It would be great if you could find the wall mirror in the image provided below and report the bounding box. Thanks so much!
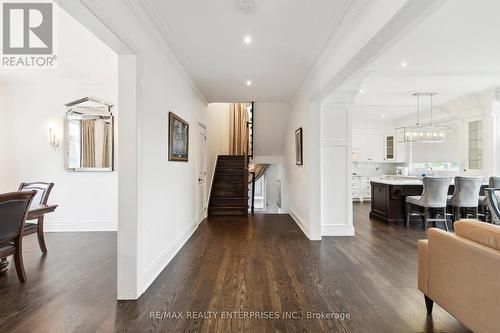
[64,97,114,172]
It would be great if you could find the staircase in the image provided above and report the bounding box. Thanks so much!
[208,155,248,216]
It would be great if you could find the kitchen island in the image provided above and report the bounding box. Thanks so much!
[370,177,425,223]
[369,176,487,223]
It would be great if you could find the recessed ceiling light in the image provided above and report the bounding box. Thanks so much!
[246,80,252,86]
[359,89,364,93]
[381,114,387,118]
[400,62,408,68]
[237,0,255,13]
[244,36,252,44]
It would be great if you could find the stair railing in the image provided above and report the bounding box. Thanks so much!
[247,101,254,159]
[246,102,255,214]
[250,171,256,214]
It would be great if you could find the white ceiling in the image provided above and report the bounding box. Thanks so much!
[353,0,500,121]
[143,0,351,102]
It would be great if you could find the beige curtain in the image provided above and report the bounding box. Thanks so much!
[81,120,96,168]
[229,103,249,155]
[248,164,269,183]
[102,122,110,168]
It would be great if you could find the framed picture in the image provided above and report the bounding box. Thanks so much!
[295,127,303,165]
[168,112,189,162]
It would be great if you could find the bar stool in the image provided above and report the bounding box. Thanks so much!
[448,176,483,222]
[479,177,500,221]
[484,188,500,225]
[406,177,452,230]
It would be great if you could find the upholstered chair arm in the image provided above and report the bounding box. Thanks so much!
[417,239,429,295]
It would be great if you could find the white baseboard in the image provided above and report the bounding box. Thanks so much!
[45,221,118,232]
[139,217,200,297]
[289,207,309,238]
[321,224,355,236]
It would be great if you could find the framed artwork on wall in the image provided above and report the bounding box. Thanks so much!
[295,127,303,165]
[168,112,189,162]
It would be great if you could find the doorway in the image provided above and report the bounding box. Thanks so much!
[248,163,284,214]
[254,174,266,210]
[197,124,207,221]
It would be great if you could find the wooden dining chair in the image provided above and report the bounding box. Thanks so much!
[0,191,36,283]
[18,182,54,253]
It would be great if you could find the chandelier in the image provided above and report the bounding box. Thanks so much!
[397,93,449,143]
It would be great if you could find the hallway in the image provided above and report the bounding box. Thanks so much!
[0,204,468,332]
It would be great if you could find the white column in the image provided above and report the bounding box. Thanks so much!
[117,55,140,299]
[320,93,356,236]
[490,102,500,177]
[307,102,322,240]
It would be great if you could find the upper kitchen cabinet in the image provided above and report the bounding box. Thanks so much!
[353,132,407,163]
[384,134,395,161]
[352,133,384,162]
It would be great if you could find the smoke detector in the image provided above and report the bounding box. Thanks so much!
[237,0,255,13]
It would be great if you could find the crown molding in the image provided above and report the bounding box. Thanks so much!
[55,0,134,55]
[122,0,208,105]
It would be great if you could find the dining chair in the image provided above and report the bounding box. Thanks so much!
[0,191,36,283]
[484,188,500,225]
[406,177,452,230]
[18,182,54,253]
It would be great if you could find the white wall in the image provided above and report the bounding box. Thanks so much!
[0,5,118,232]
[206,103,230,200]
[263,164,282,213]
[253,102,289,157]
[138,52,208,297]
[284,91,318,238]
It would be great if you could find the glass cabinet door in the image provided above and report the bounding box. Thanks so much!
[385,135,394,160]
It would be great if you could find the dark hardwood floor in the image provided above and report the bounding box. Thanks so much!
[0,203,469,332]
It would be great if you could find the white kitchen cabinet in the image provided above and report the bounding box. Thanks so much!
[353,131,409,163]
[396,142,408,163]
[394,130,408,163]
[352,134,383,162]
[352,175,371,201]
[383,134,395,161]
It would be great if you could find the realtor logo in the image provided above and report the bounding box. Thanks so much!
[2,1,56,67]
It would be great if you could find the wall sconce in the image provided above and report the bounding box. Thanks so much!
[49,127,59,149]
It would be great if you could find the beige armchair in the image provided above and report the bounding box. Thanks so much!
[418,220,500,333]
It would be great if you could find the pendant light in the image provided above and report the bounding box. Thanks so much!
[397,93,449,143]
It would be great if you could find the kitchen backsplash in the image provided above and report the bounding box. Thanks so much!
[352,162,402,177]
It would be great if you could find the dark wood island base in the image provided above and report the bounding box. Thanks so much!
[370,181,425,223]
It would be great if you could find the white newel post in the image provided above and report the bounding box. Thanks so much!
[320,93,355,236]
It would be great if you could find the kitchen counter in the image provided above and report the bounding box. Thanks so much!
[369,178,488,224]
[369,176,422,185]
[371,175,489,186]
